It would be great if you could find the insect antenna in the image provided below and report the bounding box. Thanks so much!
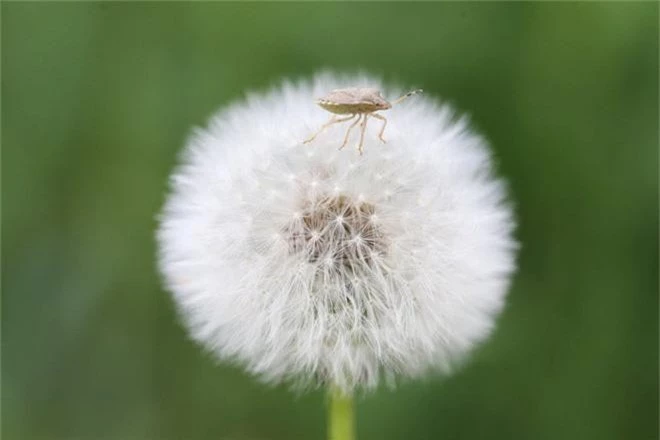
[391,89,423,105]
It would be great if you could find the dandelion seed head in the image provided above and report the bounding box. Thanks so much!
[157,72,517,393]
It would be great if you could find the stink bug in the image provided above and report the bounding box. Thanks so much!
[303,88,423,155]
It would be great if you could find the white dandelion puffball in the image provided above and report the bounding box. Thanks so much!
[157,73,517,393]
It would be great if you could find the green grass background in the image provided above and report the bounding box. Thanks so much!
[3,2,658,440]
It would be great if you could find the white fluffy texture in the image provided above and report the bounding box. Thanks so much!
[157,73,517,394]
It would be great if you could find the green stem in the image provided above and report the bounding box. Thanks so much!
[327,387,355,440]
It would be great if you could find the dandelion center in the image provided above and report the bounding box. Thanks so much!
[285,194,387,271]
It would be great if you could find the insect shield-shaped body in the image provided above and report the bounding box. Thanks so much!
[304,87,422,155]
[318,88,392,114]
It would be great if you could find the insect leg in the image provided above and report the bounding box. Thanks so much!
[357,114,369,155]
[371,113,388,143]
[339,114,361,150]
[303,115,354,144]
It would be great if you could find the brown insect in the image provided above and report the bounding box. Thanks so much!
[303,88,422,154]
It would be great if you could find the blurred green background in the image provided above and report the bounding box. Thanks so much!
[3,2,658,440]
